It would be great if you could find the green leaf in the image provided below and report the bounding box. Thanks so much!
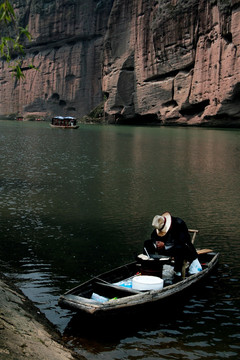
[0,0,15,23]
[0,1,36,81]
[19,26,32,41]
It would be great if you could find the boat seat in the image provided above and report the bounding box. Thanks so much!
[93,281,141,299]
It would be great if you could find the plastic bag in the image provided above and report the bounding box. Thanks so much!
[162,264,175,279]
[189,258,202,274]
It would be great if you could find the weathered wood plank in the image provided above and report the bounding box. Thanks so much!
[197,248,213,254]
[93,281,141,298]
[58,253,219,315]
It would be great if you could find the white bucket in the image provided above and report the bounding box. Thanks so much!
[132,275,163,291]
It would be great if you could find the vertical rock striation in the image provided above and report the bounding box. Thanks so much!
[1,0,240,126]
[0,0,114,119]
[103,0,240,126]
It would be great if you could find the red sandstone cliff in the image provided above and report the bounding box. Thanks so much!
[1,0,240,126]
[0,0,114,120]
[103,0,240,126]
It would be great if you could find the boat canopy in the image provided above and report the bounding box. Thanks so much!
[52,116,76,120]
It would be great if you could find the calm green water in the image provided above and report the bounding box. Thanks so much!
[0,120,240,359]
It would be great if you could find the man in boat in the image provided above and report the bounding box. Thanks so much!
[143,212,202,277]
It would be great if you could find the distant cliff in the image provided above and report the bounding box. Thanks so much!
[1,0,240,126]
[0,0,114,120]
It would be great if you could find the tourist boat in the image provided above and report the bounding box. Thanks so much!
[50,116,79,129]
[58,231,219,317]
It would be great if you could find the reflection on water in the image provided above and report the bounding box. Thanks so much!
[0,120,240,359]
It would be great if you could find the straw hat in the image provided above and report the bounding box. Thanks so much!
[152,212,172,236]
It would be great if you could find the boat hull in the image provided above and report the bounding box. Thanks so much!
[59,252,219,316]
[50,124,79,129]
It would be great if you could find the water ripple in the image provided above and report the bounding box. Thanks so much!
[0,122,240,359]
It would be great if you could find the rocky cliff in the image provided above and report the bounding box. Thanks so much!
[1,0,240,126]
[0,0,114,120]
[103,0,240,126]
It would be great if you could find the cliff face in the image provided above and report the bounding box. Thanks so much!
[103,0,240,126]
[0,0,114,119]
[1,0,240,126]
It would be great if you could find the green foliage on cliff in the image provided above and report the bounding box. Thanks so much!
[0,0,36,79]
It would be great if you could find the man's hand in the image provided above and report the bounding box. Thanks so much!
[156,241,165,250]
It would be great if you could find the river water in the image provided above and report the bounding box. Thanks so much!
[0,120,239,359]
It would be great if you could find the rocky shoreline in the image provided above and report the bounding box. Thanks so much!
[0,273,84,360]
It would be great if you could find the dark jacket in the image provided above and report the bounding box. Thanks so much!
[151,216,192,249]
[144,216,198,272]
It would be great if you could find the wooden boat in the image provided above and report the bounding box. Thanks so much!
[50,116,79,129]
[58,237,219,317]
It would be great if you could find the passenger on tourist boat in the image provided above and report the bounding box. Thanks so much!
[50,116,79,129]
